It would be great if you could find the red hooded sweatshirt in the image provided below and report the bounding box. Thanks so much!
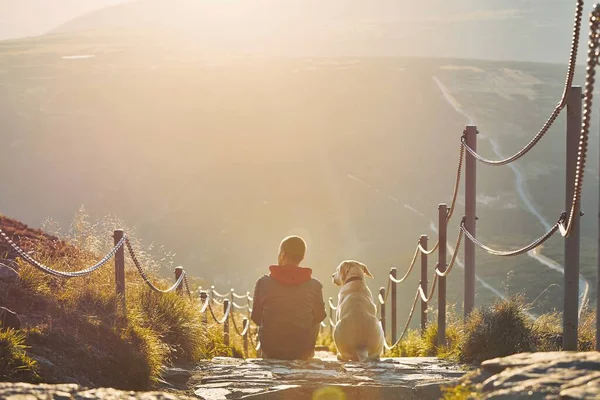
[269,265,313,286]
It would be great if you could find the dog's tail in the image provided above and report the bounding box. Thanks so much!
[356,347,370,363]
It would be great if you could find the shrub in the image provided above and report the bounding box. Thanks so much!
[460,296,534,364]
[0,329,39,382]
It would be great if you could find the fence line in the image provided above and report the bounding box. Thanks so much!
[1,0,599,358]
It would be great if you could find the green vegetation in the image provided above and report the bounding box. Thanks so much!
[0,329,39,382]
[387,296,596,363]
[0,211,254,388]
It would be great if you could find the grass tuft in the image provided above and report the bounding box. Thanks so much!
[0,329,40,382]
[459,296,534,364]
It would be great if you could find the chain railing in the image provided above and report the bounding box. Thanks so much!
[0,227,126,278]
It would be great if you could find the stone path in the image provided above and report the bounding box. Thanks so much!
[191,353,465,400]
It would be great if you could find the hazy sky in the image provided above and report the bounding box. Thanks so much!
[0,0,589,62]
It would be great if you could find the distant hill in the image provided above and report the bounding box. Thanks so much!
[50,0,585,63]
[0,0,127,40]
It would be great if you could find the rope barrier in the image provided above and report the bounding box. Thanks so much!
[212,289,229,298]
[0,228,126,278]
[199,295,210,314]
[207,301,232,325]
[183,275,192,298]
[231,315,250,336]
[389,244,420,283]
[232,302,249,310]
[462,215,562,257]
[126,238,187,293]
[559,4,600,237]
[383,288,420,350]
[418,275,438,304]
[232,292,249,300]
[328,298,337,311]
[461,0,584,167]
[248,328,261,351]
[434,226,464,278]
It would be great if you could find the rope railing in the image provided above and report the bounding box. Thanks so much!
[461,0,583,167]
[383,288,420,351]
[328,298,337,311]
[0,228,126,278]
[559,3,600,238]
[461,214,563,257]
[126,238,187,294]
[232,302,249,310]
[207,301,232,325]
[211,288,230,298]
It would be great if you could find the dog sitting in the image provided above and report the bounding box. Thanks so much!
[331,260,384,362]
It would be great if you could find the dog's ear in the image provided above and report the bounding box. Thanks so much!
[339,262,349,282]
[360,263,374,278]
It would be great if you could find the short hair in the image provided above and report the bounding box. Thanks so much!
[279,235,306,264]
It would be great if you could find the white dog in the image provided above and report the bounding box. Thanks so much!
[331,260,384,362]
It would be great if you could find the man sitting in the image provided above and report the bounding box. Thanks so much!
[251,236,326,360]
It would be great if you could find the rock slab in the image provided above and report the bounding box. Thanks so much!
[456,351,600,399]
[0,306,21,330]
[191,356,464,400]
[0,382,197,400]
[0,263,19,283]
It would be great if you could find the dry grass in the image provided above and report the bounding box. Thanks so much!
[0,209,237,388]
[390,296,596,364]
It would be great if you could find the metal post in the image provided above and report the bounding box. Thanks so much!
[174,267,183,296]
[113,230,125,308]
[464,125,477,319]
[390,267,397,344]
[438,204,447,347]
[223,299,230,347]
[200,291,208,328]
[379,287,386,339]
[420,235,428,335]
[564,85,582,351]
[243,318,249,358]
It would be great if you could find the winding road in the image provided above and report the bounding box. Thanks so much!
[433,76,590,314]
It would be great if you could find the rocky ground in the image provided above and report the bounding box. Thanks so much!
[1,354,464,399]
[188,353,464,400]
[457,351,600,399]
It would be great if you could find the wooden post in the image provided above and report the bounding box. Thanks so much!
[390,267,397,344]
[464,125,477,319]
[420,234,428,335]
[200,291,208,328]
[174,267,183,296]
[243,318,249,358]
[438,204,448,347]
[564,85,582,351]
[210,285,215,305]
[223,299,230,347]
[379,287,386,339]
[113,230,126,308]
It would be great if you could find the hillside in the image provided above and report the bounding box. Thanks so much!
[0,0,598,323]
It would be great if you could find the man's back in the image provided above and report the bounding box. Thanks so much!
[251,267,326,360]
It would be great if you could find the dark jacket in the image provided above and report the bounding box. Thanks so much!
[251,265,327,360]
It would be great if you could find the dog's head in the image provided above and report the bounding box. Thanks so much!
[332,260,374,286]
